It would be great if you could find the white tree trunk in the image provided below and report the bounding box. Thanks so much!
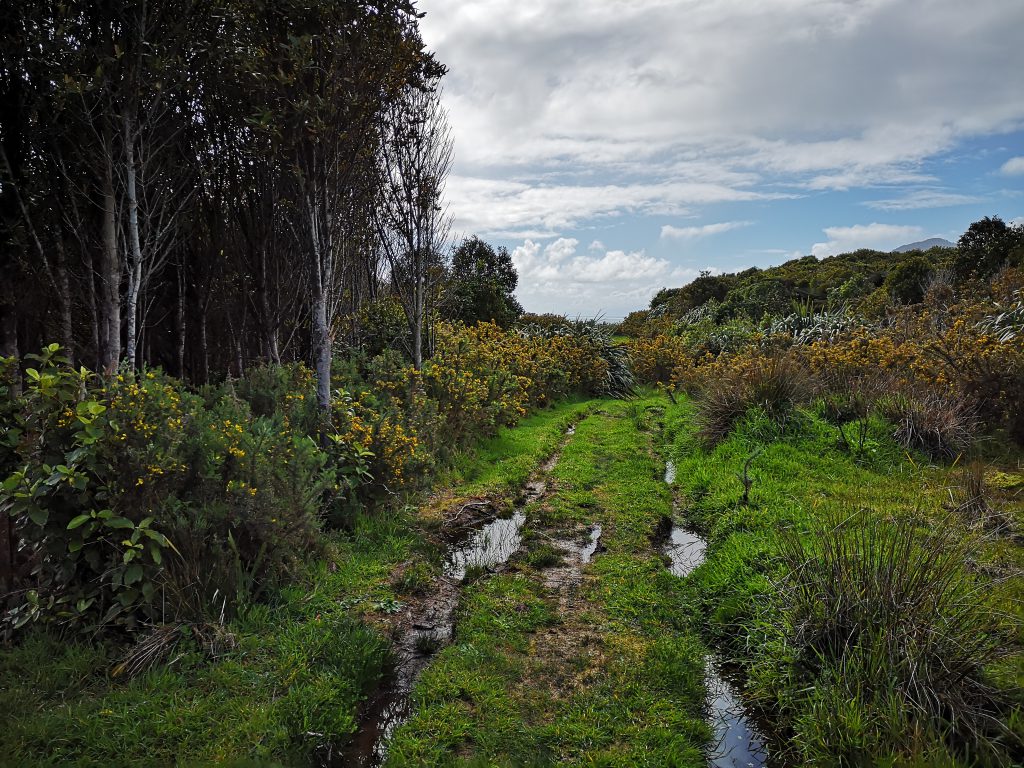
[123,112,144,367]
[100,143,120,374]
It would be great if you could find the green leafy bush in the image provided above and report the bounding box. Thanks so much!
[1,347,327,634]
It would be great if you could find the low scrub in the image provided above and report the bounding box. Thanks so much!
[694,354,810,444]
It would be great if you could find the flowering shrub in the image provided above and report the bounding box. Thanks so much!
[626,335,688,385]
[1,348,327,633]
[1,320,636,635]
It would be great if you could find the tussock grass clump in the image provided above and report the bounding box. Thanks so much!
[952,460,1012,534]
[775,510,1016,762]
[695,354,810,444]
[883,391,978,459]
[524,543,566,569]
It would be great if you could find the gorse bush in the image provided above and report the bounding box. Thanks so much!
[626,334,687,386]
[518,317,635,399]
[2,322,627,635]
[624,245,1024,446]
[774,510,1016,763]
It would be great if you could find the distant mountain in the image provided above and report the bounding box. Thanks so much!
[891,237,955,253]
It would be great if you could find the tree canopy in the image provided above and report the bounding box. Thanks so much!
[443,236,524,328]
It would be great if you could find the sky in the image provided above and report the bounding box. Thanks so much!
[418,0,1024,319]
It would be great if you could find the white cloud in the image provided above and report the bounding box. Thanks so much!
[864,189,984,210]
[446,175,781,238]
[423,0,1024,192]
[811,223,925,258]
[416,0,1024,312]
[661,221,752,240]
[510,238,711,316]
[1001,157,1024,176]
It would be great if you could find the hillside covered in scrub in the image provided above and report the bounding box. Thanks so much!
[623,215,1024,334]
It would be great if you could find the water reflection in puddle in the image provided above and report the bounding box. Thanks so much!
[443,511,526,580]
[661,525,706,577]
[707,656,771,768]
[580,525,602,563]
[661,461,772,768]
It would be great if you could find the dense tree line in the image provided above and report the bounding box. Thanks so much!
[0,0,511,412]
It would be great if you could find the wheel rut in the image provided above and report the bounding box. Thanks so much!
[337,418,586,768]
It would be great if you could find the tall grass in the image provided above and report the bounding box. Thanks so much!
[695,355,809,444]
[774,509,1017,762]
[882,391,978,460]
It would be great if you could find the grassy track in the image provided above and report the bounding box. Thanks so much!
[388,396,711,767]
[3,391,1021,766]
[662,395,1024,766]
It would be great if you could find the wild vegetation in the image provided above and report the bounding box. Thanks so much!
[2,2,1024,765]
[626,217,1024,765]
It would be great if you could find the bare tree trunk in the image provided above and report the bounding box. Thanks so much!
[312,290,331,415]
[54,238,74,364]
[413,266,424,369]
[175,263,186,377]
[256,245,280,365]
[196,301,209,384]
[87,252,100,370]
[123,112,143,367]
[99,144,121,374]
[307,200,333,422]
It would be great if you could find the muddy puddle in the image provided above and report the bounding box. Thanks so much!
[661,460,775,768]
[338,426,580,767]
[443,510,526,581]
[339,512,527,767]
[580,524,602,563]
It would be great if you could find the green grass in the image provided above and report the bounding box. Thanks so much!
[663,395,1024,766]
[440,398,598,498]
[6,391,1019,766]
[0,508,420,767]
[388,396,711,767]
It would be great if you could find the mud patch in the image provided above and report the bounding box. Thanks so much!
[526,524,606,704]
[340,416,585,766]
[444,511,526,581]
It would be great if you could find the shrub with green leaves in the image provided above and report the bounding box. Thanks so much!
[1,346,174,632]
[1,346,328,635]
